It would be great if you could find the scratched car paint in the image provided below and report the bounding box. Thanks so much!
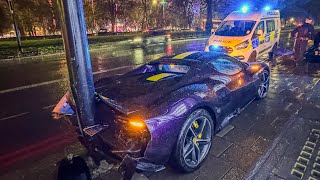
[53,51,270,173]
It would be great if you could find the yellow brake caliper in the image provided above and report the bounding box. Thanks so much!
[192,121,201,145]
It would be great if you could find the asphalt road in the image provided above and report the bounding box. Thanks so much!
[0,38,207,167]
[0,33,295,171]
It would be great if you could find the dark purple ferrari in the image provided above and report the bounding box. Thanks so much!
[53,51,270,174]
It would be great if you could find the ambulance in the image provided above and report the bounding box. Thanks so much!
[205,7,281,62]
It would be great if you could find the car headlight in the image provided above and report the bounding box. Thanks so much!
[235,40,249,50]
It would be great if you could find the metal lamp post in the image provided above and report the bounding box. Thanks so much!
[160,0,167,19]
[57,0,96,130]
[6,0,22,53]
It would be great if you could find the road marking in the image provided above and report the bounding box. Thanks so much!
[0,79,64,94]
[0,112,30,121]
[0,130,77,170]
[0,66,133,94]
[92,65,132,75]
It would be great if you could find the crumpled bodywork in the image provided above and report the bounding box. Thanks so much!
[53,51,269,171]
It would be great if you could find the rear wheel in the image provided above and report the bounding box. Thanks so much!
[248,51,257,62]
[171,109,213,172]
[256,70,270,99]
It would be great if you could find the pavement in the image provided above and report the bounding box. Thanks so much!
[1,33,320,180]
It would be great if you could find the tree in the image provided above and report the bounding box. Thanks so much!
[126,1,144,31]
[83,0,97,33]
[0,1,12,36]
[304,0,320,25]
[205,0,212,32]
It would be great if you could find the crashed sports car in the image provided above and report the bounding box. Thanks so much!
[53,51,270,173]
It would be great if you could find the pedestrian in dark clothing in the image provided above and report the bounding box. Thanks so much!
[291,17,314,63]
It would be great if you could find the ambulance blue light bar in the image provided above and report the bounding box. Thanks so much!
[241,5,249,13]
[264,6,271,11]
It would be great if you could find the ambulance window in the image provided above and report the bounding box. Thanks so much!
[254,21,265,34]
[266,20,275,33]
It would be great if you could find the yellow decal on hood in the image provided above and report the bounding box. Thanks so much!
[173,51,199,59]
[147,73,176,82]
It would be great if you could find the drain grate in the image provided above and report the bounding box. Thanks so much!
[291,129,320,179]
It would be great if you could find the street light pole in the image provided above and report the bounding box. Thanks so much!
[57,0,96,131]
[160,0,167,27]
[6,0,22,53]
[160,0,167,19]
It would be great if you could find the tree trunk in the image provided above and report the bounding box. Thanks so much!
[205,0,213,33]
[142,0,148,31]
[111,18,116,32]
[17,23,26,37]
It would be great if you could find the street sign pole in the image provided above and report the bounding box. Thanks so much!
[6,0,22,53]
[160,0,167,27]
[205,0,213,34]
[57,0,96,132]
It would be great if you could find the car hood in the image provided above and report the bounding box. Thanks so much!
[209,35,249,46]
[95,73,185,113]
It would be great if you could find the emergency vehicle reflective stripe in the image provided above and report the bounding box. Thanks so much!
[270,31,275,41]
[172,51,199,60]
[147,73,176,82]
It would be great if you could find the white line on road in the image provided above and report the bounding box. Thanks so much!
[0,66,133,94]
[92,65,132,75]
[0,112,30,121]
[0,79,64,94]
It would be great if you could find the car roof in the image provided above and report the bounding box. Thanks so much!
[164,51,225,63]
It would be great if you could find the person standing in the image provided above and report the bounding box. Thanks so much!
[291,17,314,64]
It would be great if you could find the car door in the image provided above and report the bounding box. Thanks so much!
[208,56,249,115]
[251,20,266,56]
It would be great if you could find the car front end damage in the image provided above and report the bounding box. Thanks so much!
[52,92,168,173]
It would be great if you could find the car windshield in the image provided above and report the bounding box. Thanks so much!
[157,64,190,74]
[215,20,256,36]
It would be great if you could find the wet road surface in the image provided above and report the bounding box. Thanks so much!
[0,32,318,177]
[0,38,206,169]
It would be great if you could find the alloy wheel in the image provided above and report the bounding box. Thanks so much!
[182,113,212,167]
[258,70,270,98]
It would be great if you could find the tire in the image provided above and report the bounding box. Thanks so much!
[248,51,257,62]
[171,109,214,172]
[256,70,270,99]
